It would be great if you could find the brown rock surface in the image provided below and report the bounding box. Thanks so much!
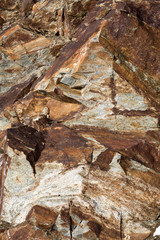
[0,0,160,239]
[99,2,160,109]
[26,205,58,229]
[0,223,51,240]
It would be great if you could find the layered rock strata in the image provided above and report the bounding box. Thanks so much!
[0,0,160,239]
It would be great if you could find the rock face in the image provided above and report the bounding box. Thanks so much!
[0,0,160,239]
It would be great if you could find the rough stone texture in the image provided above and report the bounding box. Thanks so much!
[0,0,160,239]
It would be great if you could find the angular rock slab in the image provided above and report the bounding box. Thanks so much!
[99,4,160,109]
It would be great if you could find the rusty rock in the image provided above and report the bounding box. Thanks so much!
[0,0,160,239]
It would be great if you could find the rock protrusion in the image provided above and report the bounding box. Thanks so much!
[7,125,45,174]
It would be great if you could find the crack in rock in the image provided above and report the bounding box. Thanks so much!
[7,125,45,175]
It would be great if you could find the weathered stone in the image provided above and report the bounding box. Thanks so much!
[0,0,19,10]
[0,0,160,239]
[99,4,160,109]
[38,123,92,168]
[0,24,55,94]
[0,154,10,216]
[7,125,45,174]
[72,125,145,150]
[21,0,34,18]
[26,205,57,229]
[121,130,160,173]
[91,149,115,172]
[0,223,51,240]
[0,74,37,111]
[46,99,84,122]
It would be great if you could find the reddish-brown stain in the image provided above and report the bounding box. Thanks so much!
[7,125,45,175]
[26,205,57,229]
[92,149,115,171]
[87,221,102,237]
